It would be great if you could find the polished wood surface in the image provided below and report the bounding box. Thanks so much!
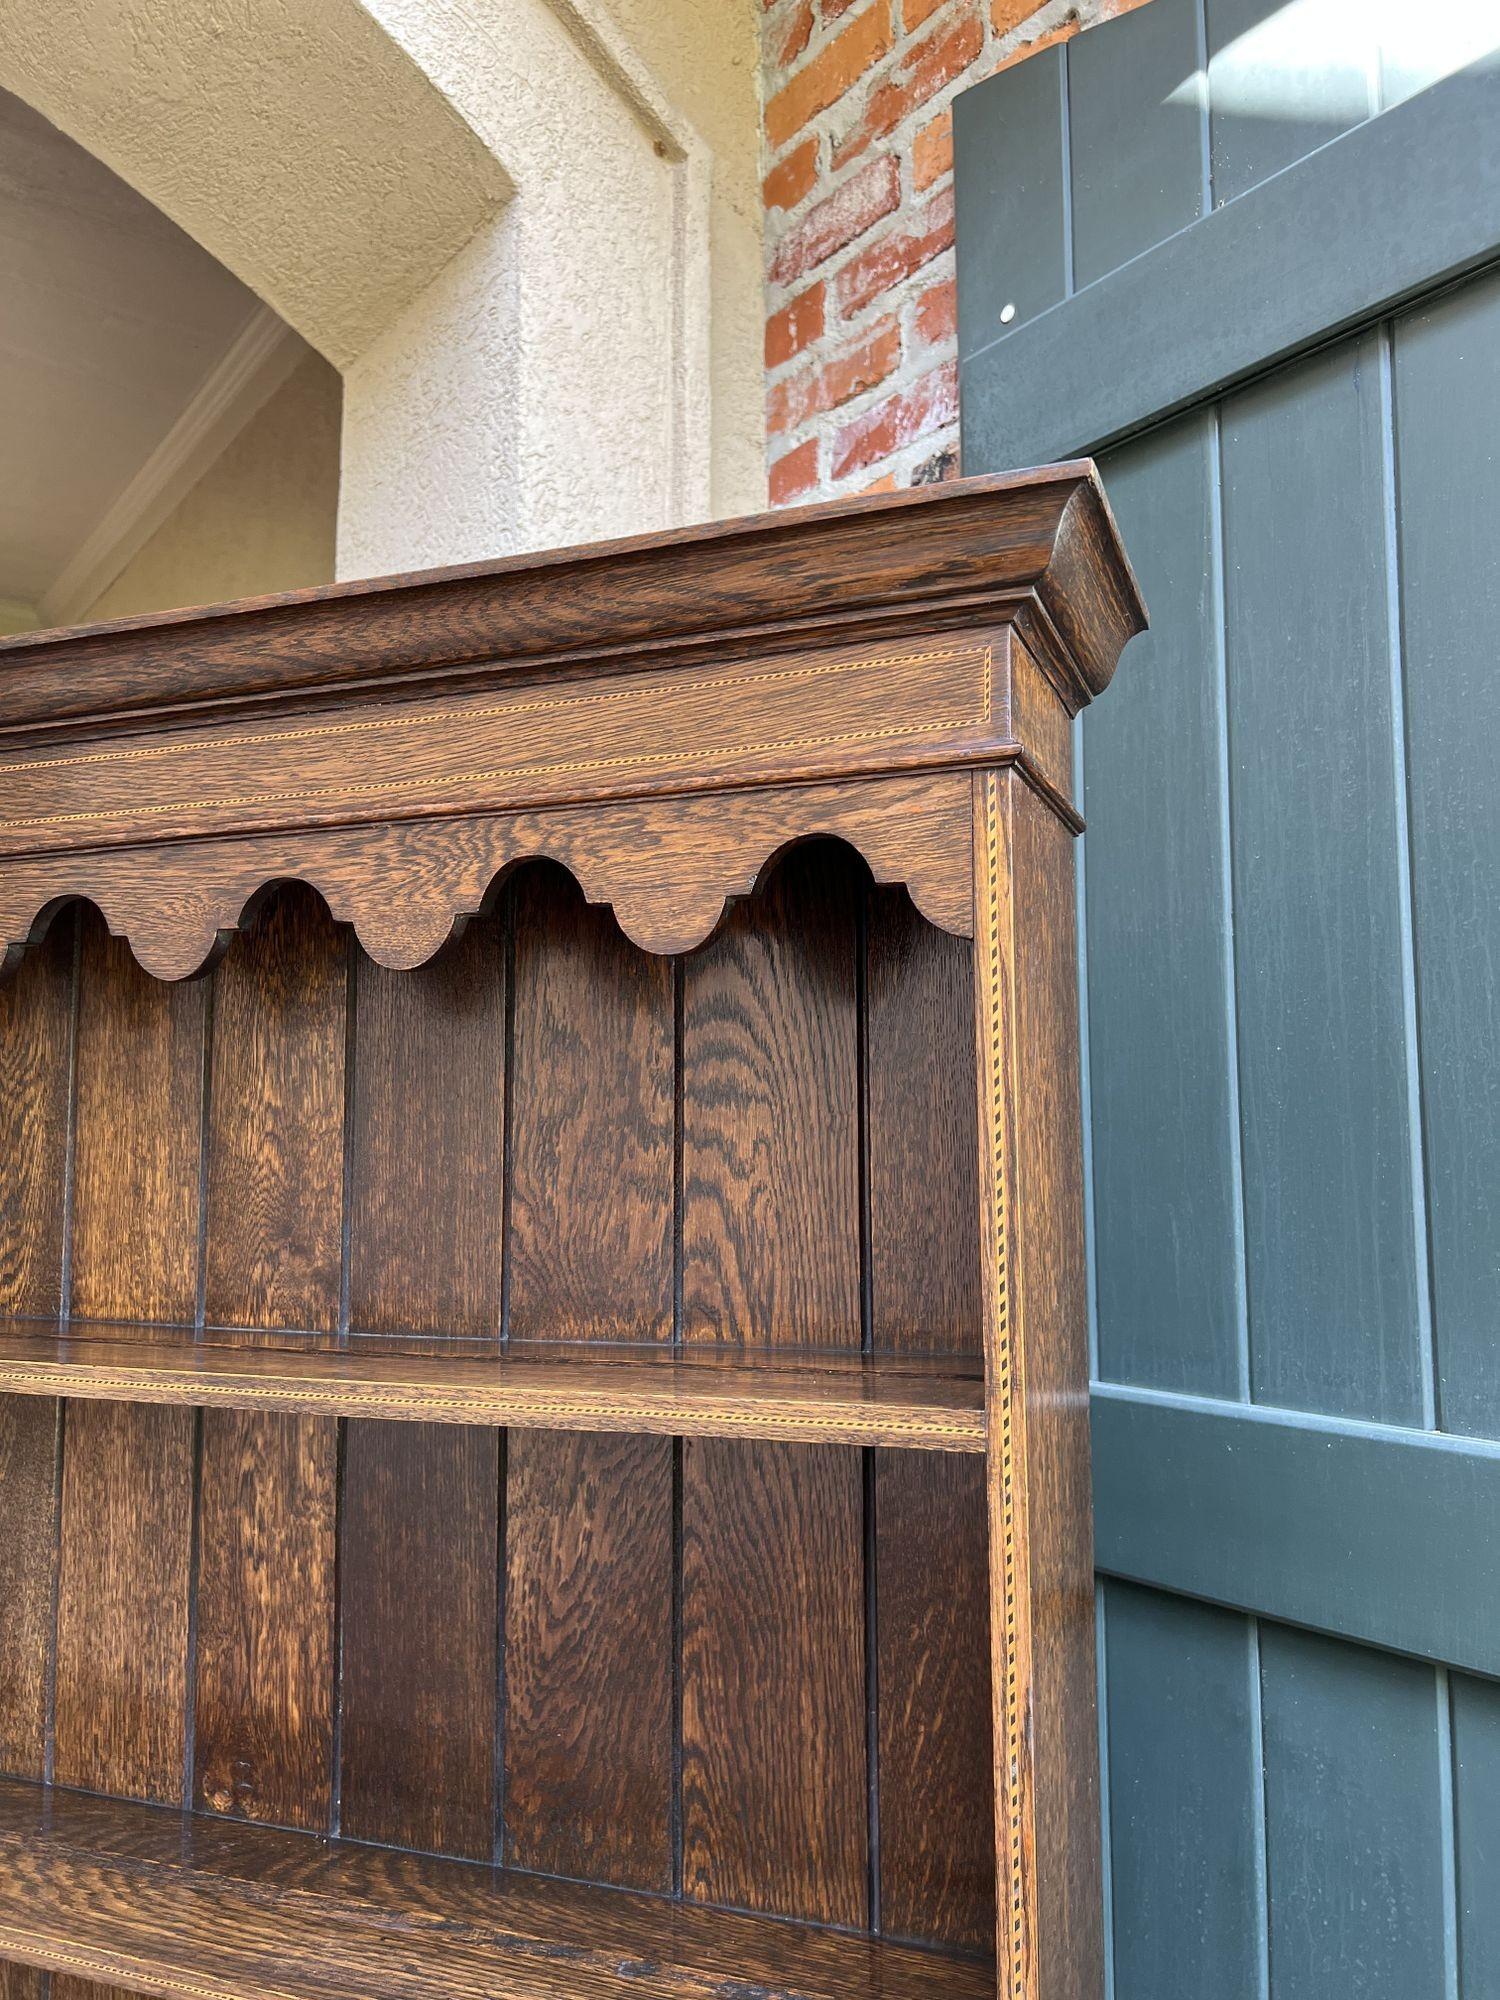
[0,476,1143,2000]
[0,1323,986,1449]
[0,1778,994,2000]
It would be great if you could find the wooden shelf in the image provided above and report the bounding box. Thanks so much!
[0,1779,994,2000]
[0,1319,985,1452]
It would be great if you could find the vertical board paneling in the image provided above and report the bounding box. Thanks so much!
[342,923,504,1858]
[1221,337,1424,1423]
[1391,270,1500,1438]
[508,864,673,1343]
[70,913,204,1328]
[682,844,859,1347]
[53,1400,194,1806]
[195,886,343,1833]
[0,1401,58,1782]
[0,919,72,1319]
[680,846,866,1926]
[1452,1673,1500,1989]
[505,1430,673,1888]
[1103,1582,1263,2000]
[0,922,71,1789]
[339,1420,498,1858]
[347,921,504,1341]
[954,46,1067,359]
[0,1965,46,1999]
[681,1437,866,1925]
[874,1450,992,1949]
[1087,419,1243,1394]
[203,884,346,1337]
[866,888,981,1355]
[1067,0,1205,289]
[865,889,992,1949]
[57,912,200,1809]
[505,866,675,1889]
[1260,1628,1447,1998]
[1205,0,1374,203]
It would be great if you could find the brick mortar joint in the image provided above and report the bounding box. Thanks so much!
[761,0,1149,502]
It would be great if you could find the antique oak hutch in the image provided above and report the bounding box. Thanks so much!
[0,468,1142,2000]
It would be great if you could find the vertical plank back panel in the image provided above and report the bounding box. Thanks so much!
[505,1430,673,1888]
[342,921,504,1858]
[681,1436,866,1925]
[681,844,859,1348]
[195,886,344,1832]
[70,913,203,1328]
[53,1399,193,1806]
[508,864,673,1344]
[0,919,72,1320]
[505,866,674,1890]
[866,889,992,1949]
[56,910,201,1811]
[0,922,72,1789]
[680,845,867,1927]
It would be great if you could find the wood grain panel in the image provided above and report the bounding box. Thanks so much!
[0,1961,47,1999]
[348,920,504,1340]
[204,884,346,1336]
[0,921,70,1794]
[53,1400,193,1806]
[681,1438,866,1924]
[70,910,204,1326]
[875,1450,994,1949]
[339,1421,498,1858]
[341,923,504,1857]
[504,1430,673,1889]
[867,885,981,1354]
[0,1400,58,1782]
[508,864,673,1343]
[195,885,343,1833]
[194,1409,335,1831]
[0,918,72,1319]
[681,843,860,1348]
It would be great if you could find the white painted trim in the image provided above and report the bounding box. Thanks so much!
[38,305,303,627]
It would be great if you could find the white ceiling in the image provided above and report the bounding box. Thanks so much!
[0,88,288,621]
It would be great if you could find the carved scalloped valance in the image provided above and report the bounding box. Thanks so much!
[0,468,1145,978]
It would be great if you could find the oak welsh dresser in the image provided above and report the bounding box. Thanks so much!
[0,468,1143,2000]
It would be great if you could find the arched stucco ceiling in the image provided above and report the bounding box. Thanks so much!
[0,0,511,369]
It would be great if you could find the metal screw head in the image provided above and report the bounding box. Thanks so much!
[1000,302,1017,325]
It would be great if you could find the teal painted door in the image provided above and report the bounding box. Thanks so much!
[955,15,1500,1995]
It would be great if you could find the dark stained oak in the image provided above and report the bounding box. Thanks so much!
[508,864,673,1345]
[0,917,72,1320]
[0,1325,985,1448]
[681,842,861,1348]
[505,1430,674,1888]
[193,1408,336,1832]
[0,477,1144,2000]
[0,1400,58,1783]
[52,1400,194,1808]
[339,1420,499,1860]
[681,1438,867,1926]
[0,1777,994,2000]
[195,884,344,1835]
[876,1450,995,1950]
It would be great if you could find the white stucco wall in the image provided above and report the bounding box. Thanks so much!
[1,0,763,585]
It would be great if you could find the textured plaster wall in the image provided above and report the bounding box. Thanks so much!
[1,0,764,579]
[81,353,342,623]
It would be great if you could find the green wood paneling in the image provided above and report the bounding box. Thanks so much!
[1260,1630,1448,1999]
[1391,270,1500,1439]
[1205,0,1374,202]
[1084,421,1243,1395]
[1103,1583,1264,1998]
[1220,337,1425,1423]
[1453,1674,1500,1988]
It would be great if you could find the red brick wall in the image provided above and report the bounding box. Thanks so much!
[761,0,1149,504]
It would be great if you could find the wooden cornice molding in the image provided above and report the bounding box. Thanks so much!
[0,473,1145,979]
[0,467,1145,740]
